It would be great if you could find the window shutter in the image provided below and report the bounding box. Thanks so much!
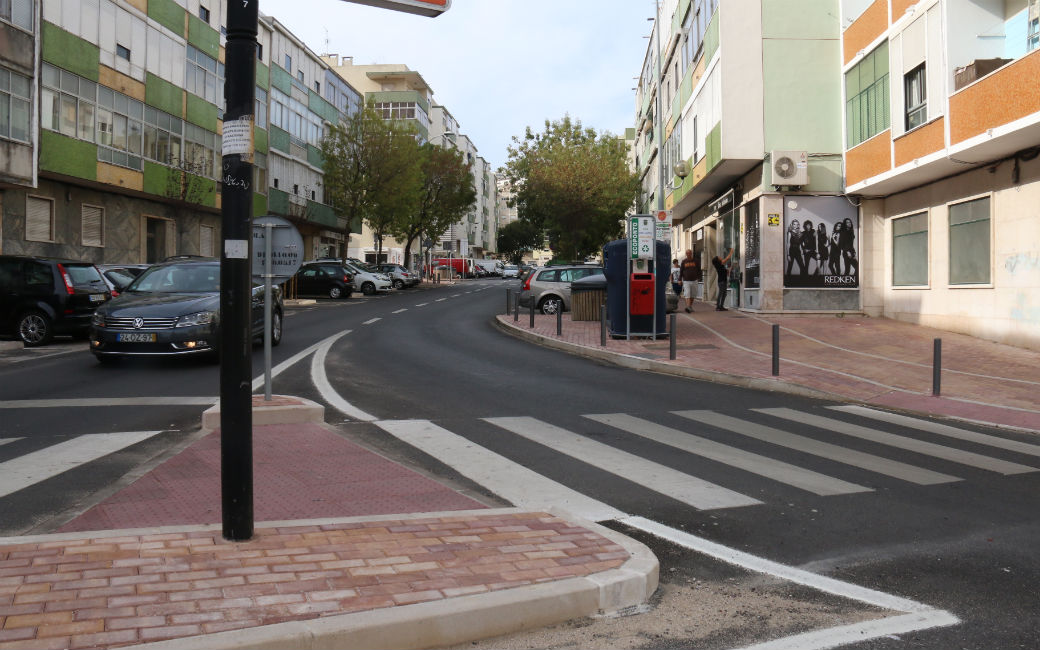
[165,219,177,258]
[82,205,104,247]
[200,225,214,257]
[26,197,54,242]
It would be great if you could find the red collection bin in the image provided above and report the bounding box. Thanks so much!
[630,273,655,315]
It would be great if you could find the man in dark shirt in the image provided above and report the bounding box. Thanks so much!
[679,249,700,313]
[712,248,734,311]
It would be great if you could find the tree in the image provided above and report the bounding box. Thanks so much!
[388,144,477,269]
[320,105,423,260]
[496,219,542,264]
[503,115,638,261]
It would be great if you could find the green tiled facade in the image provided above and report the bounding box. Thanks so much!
[145,73,184,117]
[187,15,219,60]
[147,0,186,37]
[269,126,290,154]
[41,22,99,82]
[270,65,292,95]
[39,132,97,180]
[256,62,270,91]
[185,94,219,131]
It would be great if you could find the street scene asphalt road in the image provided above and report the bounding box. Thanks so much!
[2,279,1039,648]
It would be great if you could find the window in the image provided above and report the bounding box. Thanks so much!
[182,122,217,178]
[81,205,104,247]
[257,43,263,61]
[948,197,990,285]
[185,45,225,106]
[285,54,291,70]
[1028,16,1038,52]
[904,63,926,131]
[0,66,32,143]
[0,0,32,31]
[116,44,131,61]
[892,212,928,286]
[845,41,890,148]
[199,6,210,23]
[200,225,215,257]
[691,115,698,162]
[254,87,267,129]
[26,197,55,243]
[296,70,304,84]
[314,81,320,94]
[253,151,267,193]
[96,84,145,171]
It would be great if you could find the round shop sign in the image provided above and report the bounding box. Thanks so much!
[251,215,304,282]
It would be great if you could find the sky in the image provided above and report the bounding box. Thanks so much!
[257,0,655,171]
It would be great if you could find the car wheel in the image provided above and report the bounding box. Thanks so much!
[329,286,342,299]
[539,296,563,315]
[392,279,404,290]
[17,311,52,347]
[271,310,283,347]
[362,282,375,296]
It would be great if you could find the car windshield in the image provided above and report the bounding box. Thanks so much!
[104,269,136,288]
[129,264,220,293]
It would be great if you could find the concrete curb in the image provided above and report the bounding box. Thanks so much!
[30,508,655,650]
[0,340,22,351]
[493,316,842,402]
[200,394,325,429]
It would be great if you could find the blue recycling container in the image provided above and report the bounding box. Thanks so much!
[603,239,670,338]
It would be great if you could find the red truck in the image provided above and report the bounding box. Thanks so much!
[429,257,473,278]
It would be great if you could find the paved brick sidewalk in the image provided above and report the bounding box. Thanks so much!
[497,306,1040,431]
[0,512,627,649]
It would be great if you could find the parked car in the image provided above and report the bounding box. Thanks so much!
[341,261,392,295]
[518,264,604,314]
[89,258,282,362]
[373,264,419,289]
[0,255,111,346]
[501,264,520,279]
[292,262,353,299]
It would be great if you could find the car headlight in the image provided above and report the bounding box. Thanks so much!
[92,312,105,326]
[176,311,217,328]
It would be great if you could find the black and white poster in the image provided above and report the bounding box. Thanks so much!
[783,196,858,289]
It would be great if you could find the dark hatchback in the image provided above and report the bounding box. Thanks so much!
[89,259,282,362]
[0,255,111,346]
[292,262,353,299]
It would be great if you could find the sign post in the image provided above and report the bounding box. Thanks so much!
[251,216,304,401]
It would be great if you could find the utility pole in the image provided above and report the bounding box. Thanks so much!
[219,0,259,542]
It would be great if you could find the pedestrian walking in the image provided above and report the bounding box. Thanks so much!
[712,248,733,311]
[669,259,682,296]
[680,249,701,313]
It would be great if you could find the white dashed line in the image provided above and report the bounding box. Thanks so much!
[392,309,408,314]
[415,303,428,307]
[436,298,447,302]
[363,318,382,325]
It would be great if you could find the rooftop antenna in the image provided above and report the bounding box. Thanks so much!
[323,28,329,56]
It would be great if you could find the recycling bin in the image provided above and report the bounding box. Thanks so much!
[603,239,670,337]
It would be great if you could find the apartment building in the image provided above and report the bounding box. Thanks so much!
[842,0,1040,349]
[0,1,359,264]
[635,0,849,313]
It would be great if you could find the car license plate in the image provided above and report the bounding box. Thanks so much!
[89,294,106,302]
[117,332,157,343]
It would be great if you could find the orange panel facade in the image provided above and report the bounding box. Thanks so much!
[890,0,916,21]
[846,130,893,186]
[950,50,1040,144]
[843,0,888,64]
[893,117,945,167]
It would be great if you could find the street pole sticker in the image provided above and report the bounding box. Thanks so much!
[655,209,671,241]
[222,117,254,163]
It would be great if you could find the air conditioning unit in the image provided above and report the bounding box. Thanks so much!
[770,150,808,186]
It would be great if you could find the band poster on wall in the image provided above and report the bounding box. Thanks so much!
[783,195,859,288]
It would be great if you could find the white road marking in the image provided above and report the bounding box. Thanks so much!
[363,318,382,325]
[0,438,22,447]
[451,294,461,298]
[830,406,1040,458]
[436,298,447,302]
[251,330,351,392]
[375,419,624,522]
[732,611,961,650]
[392,309,408,314]
[414,303,429,307]
[0,398,216,409]
[586,413,870,496]
[757,408,1037,475]
[0,431,164,498]
[675,410,960,485]
[310,331,376,422]
[484,416,761,510]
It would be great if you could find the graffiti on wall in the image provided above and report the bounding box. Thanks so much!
[1005,252,1040,275]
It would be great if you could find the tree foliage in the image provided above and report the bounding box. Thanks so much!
[496,219,543,264]
[320,105,424,260]
[503,116,638,261]
[388,144,477,269]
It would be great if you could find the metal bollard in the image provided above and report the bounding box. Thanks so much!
[529,299,535,328]
[669,313,677,360]
[600,304,607,346]
[514,293,519,321]
[556,307,562,336]
[506,289,512,315]
[772,324,780,376]
[933,338,942,396]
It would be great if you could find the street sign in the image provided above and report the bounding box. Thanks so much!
[630,216,655,260]
[655,210,671,241]
[341,0,450,16]
[251,216,304,282]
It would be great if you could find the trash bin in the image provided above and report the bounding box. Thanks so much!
[571,273,607,321]
[602,239,670,337]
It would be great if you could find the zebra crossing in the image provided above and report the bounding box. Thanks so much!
[376,406,1040,520]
